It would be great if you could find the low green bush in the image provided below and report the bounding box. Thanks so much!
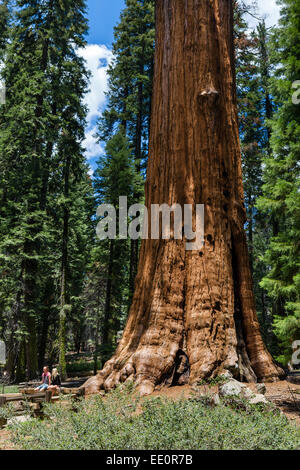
[10,386,300,450]
[0,403,14,421]
[197,375,228,387]
[66,360,101,374]
[1,385,19,394]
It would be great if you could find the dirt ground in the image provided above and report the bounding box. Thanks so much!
[152,380,300,426]
[1,379,299,450]
[0,429,14,450]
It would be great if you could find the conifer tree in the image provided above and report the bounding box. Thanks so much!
[0,0,55,378]
[234,3,274,346]
[235,7,264,273]
[257,21,274,146]
[0,0,91,379]
[0,0,10,59]
[93,129,140,349]
[99,0,155,300]
[257,0,300,364]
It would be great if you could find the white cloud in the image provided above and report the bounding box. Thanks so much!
[78,44,113,161]
[245,0,281,29]
[257,0,281,26]
[82,126,101,160]
[79,44,113,123]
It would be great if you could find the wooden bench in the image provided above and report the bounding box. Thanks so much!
[0,391,47,404]
[0,387,85,421]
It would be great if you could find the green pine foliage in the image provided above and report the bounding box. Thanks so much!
[83,0,155,356]
[236,7,265,270]
[257,0,300,364]
[99,0,155,162]
[0,0,93,379]
[91,129,141,349]
[235,4,276,349]
[0,0,10,59]
[99,0,155,302]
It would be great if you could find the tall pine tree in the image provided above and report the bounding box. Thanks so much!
[257,0,300,364]
[99,0,155,301]
[235,3,275,348]
[93,128,140,350]
[0,0,92,379]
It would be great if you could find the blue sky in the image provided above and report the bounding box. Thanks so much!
[87,0,125,46]
[82,0,281,173]
[85,0,281,48]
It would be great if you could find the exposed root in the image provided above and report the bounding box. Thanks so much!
[82,342,283,396]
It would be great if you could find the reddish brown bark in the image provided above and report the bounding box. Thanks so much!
[84,0,283,395]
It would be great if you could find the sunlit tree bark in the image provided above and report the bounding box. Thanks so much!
[84,0,282,395]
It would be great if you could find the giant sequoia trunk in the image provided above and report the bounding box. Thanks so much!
[84,0,282,395]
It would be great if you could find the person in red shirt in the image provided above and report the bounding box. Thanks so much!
[35,366,51,391]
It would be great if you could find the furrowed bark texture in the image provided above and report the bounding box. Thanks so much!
[84,0,282,395]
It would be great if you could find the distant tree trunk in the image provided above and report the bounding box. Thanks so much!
[23,235,39,380]
[23,34,51,380]
[38,311,49,371]
[38,128,55,371]
[247,194,253,273]
[102,239,115,345]
[7,274,23,380]
[38,279,54,370]
[129,239,139,304]
[93,297,102,376]
[59,153,71,381]
[122,86,129,132]
[15,341,26,383]
[84,0,282,395]
[129,46,145,302]
[257,21,273,147]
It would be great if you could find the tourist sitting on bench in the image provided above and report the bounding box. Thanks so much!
[35,366,51,391]
[48,368,61,397]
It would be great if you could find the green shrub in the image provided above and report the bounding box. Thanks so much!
[66,360,101,374]
[9,386,300,450]
[1,385,19,394]
[0,403,14,420]
[197,375,228,387]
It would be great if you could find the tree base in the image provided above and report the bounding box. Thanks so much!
[83,346,284,396]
